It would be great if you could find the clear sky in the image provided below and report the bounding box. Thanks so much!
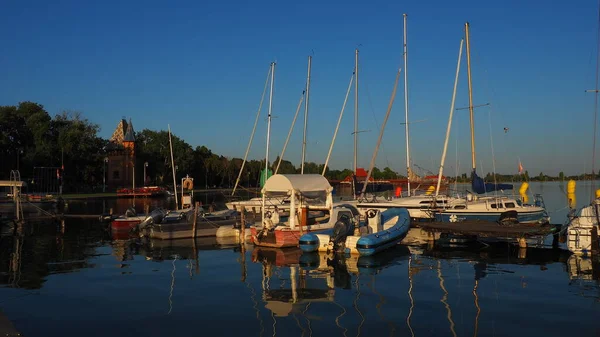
[0,0,597,176]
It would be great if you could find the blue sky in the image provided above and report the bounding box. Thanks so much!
[0,0,597,176]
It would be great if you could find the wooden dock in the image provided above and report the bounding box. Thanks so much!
[418,221,561,240]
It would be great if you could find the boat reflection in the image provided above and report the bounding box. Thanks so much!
[249,246,411,336]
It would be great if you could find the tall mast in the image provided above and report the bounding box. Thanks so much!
[465,22,477,172]
[265,62,275,182]
[168,124,178,209]
[436,39,464,197]
[403,13,411,196]
[587,2,600,200]
[354,48,359,173]
[301,56,312,174]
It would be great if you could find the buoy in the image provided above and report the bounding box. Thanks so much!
[425,186,435,195]
[596,189,600,199]
[567,180,576,209]
[567,180,576,194]
[519,182,529,204]
[395,186,402,197]
[183,177,194,190]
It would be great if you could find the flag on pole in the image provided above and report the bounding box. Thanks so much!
[518,161,524,174]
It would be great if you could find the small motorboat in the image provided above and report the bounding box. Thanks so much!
[299,208,411,256]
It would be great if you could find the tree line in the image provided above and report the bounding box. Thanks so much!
[0,101,591,193]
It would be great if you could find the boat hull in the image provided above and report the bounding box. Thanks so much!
[299,208,411,256]
[434,209,548,224]
[251,226,331,248]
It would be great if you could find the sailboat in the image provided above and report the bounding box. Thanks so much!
[355,14,460,221]
[566,3,600,255]
[227,58,312,213]
[432,22,549,225]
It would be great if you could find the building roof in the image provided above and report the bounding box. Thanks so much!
[123,119,135,142]
[109,118,135,144]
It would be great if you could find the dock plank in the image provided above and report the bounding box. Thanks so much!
[419,221,559,238]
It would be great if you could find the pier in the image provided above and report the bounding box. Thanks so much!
[418,221,562,247]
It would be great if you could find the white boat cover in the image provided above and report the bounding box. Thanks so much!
[261,174,332,196]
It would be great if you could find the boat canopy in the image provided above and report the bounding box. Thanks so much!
[471,170,513,194]
[262,174,332,198]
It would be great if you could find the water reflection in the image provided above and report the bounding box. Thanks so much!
[0,214,599,337]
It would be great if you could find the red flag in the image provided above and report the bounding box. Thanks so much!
[518,161,524,174]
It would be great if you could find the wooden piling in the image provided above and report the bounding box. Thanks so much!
[300,206,308,233]
[240,205,247,282]
[239,205,246,244]
[192,202,199,237]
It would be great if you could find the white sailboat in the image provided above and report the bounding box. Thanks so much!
[566,3,600,255]
[356,14,461,220]
[432,22,549,225]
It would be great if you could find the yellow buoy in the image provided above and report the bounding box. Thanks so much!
[425,185,435,195]
[596,189,600,199]
[519,182,529,204]
[567,180,576,194]
[567,180,576,209]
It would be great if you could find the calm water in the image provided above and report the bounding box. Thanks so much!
[0,182,599,337]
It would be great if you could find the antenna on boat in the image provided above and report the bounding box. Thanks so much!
[301,56,312,174]
[403,13,412,196]
[436,38,464,197]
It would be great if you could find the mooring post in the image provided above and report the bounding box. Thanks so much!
[518,237,527,248]
[240,205,247,282]
[192,202,199,237]
[592,227,599,254]
[301,206,308,232]
[239,205,246,244]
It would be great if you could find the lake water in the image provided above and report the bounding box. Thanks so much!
[0,181,599,337]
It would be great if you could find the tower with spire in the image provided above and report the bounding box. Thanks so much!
[106,118,136,189]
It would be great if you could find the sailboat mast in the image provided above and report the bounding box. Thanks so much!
[168,124,178,209]
[587,3,600,200]
[403,13,411,196]
[301,56,312,174]
[436,39,464,197]
[465,22,477,172]
[265,62,275,183]
[354,48,359,174]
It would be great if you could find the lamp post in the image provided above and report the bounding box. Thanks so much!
[103,157,108,192]
[144,162,148,186]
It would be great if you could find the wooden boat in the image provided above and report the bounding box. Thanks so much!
[299,208,410,256]
[250,174,360,248]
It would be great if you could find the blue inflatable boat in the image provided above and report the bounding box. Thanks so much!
[299,208,410,256]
